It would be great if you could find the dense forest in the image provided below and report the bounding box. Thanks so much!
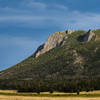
[1,78,100,94]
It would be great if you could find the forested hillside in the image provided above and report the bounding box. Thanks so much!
[0,29,100,93]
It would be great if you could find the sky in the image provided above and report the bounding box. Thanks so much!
[0,0,100,70]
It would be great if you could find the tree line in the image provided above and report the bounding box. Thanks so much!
[0,78,100,94]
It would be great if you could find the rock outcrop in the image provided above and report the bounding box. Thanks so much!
[35,31,66,57]
[35,29,98,58]
[84,30,96,42]
[35,30,74,58]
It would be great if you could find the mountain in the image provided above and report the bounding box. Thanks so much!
[0,29,100,81]
[0,29,100,92]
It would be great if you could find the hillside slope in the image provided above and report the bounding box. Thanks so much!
[0,29,100,81]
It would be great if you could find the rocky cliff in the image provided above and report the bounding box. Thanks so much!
[34,29,100,58]
[35,30,74,57]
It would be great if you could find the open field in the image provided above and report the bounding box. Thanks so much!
[1,90,100,95]
[0,95,100,100]
[1,90,100,100]
[0,90,17,93]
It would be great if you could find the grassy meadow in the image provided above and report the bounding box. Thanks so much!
[1,95,100,100]
[1,90,100,100]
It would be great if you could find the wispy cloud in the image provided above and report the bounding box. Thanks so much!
[0,0,99,30]
[0,11,100,30]
[50,4,68,10]
[27,1,47,9]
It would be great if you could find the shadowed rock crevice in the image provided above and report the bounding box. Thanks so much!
[83,29,96,42]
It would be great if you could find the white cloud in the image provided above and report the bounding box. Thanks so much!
[64,12,100,29]
[0,12,100,30]
[52,4,68,10]
[20,0,47,11]
[27,1,47,9]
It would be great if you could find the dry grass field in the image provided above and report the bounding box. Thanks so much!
[0,95,100,100]
[0,90,17,93]
[1,90,100,95]
[1,90,100,100]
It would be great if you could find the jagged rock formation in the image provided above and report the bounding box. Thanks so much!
[35,30,74,57]
[84,29,96,42]
[35,29,99,58]
[35,31,66,57]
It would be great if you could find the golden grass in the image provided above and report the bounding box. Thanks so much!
[1,90,100,100]
[0,95,100,100]
[1,90,100,95]
[41,91,100,95]
[0,90,17,93]
[81,91,100,95]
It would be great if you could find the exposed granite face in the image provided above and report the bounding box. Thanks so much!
[35,31,66,57]
[34,30,75,58]
[34,29,98,58]
[84,30,96,42]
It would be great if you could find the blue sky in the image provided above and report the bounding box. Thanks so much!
[0,0,100,70]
